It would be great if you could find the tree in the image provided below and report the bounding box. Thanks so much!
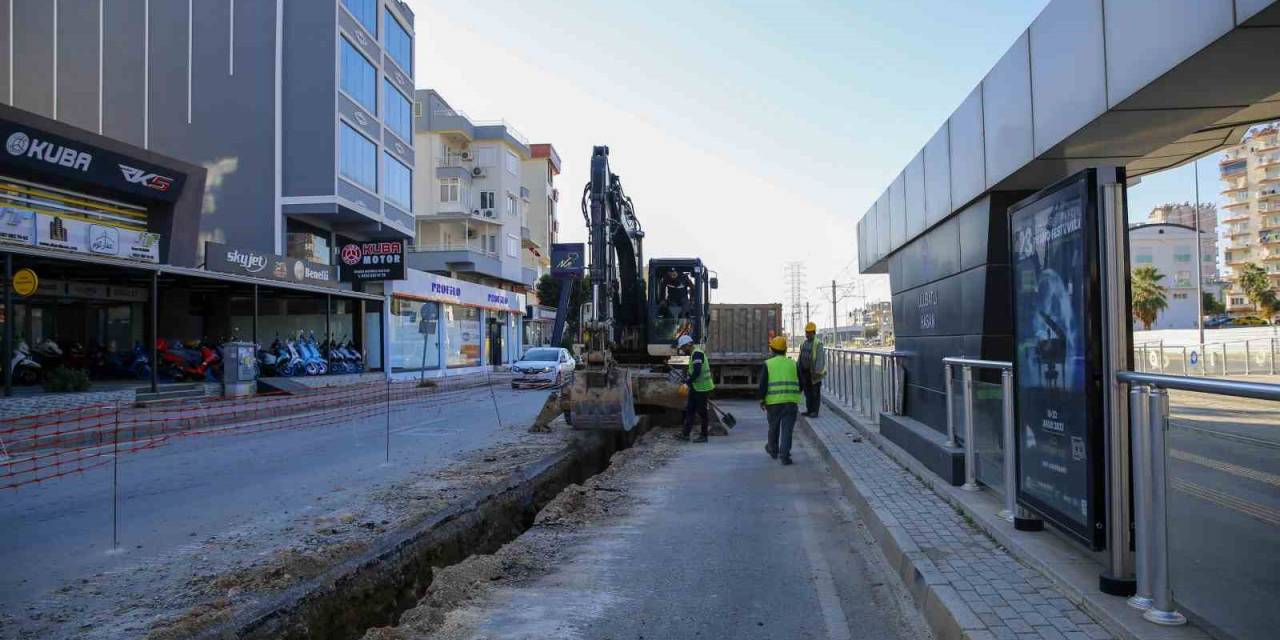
[1131,266,1169,330]
[1202,291,1225,316]
[1237,263,1279,322]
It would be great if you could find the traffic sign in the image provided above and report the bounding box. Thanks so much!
[12,268,37,297]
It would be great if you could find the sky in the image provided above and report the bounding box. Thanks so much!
[405,0,1053,326]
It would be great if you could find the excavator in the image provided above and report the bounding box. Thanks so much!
[531,146,720,432]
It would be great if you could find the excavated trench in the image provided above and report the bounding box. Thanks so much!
[193,418,655,640]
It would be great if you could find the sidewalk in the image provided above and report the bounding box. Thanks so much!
[801,392,1213,640]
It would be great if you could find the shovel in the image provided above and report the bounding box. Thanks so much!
[709,401,737,429]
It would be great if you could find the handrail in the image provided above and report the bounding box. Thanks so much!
[942,356,1011,370]
[1116,371,1280,400]
[823,348,904,418]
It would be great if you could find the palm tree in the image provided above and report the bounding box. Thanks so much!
[1131,266,1168,330]
[1237,263,1279,322]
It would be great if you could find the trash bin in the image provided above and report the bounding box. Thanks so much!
[222,341,258,398]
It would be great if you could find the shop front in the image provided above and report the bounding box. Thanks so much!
[523,304,558,352]
[387,269,525,378]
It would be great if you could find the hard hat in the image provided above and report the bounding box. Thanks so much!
[676,335,694,348]
[769,336,787,352]
[805,322,817,333]
[678,384,690,398]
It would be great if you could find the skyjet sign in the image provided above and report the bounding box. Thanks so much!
[6,132,92,171]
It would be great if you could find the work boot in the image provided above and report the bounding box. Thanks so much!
[675,433,690,441]
[780,457,793,466]
[765,444,778,459]
[692,434,708,443]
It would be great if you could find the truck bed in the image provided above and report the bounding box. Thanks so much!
[707,303,782,392]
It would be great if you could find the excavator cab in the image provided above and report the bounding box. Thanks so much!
[647,258,713,357]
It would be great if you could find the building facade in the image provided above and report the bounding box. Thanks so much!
[1129,223,1213,330]
[0,0,416,268]
[1219,123,1280,316]
[1144,202,1218,282]
[521,143,561,285]
[410,89,550,293]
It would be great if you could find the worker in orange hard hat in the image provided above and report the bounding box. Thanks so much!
[798,321,826,417]
[759,335,801,465]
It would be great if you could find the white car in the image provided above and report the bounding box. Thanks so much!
[511,347,575,388]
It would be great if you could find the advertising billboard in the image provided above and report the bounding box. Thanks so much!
[205,241,338,289]
[550,243,585,279]
[1009,170,1106,550]
[338,240,406,282]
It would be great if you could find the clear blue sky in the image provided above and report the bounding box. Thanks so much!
[407,0,1124,320]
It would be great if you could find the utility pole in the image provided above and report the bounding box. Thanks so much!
[1193,160,1206,349]
[783,261,807,337]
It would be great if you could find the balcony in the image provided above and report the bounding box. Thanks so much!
[521,267,538,287]
[1226,252,1252,265]
[1258,153,1280,168]
[408,243,503,279]
[1222,211,1251,223]
[420,208,502,225]
[520,186,530,201]
[427,108,475,140]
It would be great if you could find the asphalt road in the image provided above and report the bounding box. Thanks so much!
[462,401,927,640]
[0,384,547,619]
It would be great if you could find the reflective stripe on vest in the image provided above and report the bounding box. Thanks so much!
[764,355,801,405]
[688,346,715,393]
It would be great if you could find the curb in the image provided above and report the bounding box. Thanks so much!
[805,395,1212,640]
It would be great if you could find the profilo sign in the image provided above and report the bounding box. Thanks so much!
[205,241,338,289]
[1008,169,1106,550]
[391,269,525,312]
[338,240,406,282]
[0,119,184,202]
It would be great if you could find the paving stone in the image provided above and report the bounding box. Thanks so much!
[808,402,1117,640]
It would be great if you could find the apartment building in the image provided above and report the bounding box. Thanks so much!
[0,0,417,267]
[1219,124,1280,315]
[411,89,550,292]
[1145,202,1219,283]
[521,144,562,284]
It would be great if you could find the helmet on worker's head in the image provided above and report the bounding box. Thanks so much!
[676,335,694,349]
[677,383,690,398]
[769,336,787,353]
[805,322,817,334]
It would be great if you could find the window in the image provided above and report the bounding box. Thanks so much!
[439,177,460,203]
[505,150,519,175]
[477,146,497,167]
[1232,297,1247,306]
[507,234,519,258]
[385,153,411,209]
[339,123,377,191]
[444,304,481,368]
[384,80,412,141]
[385,9,412,73]
[390,299,439,372]
[485,234,497,253]
[1134,254,1153,264]
[342,0,376,36]
[1175,271,1192,288]
[506,194,517,217]
[1172,293,1189,300]
[340,37,376,113]
[480,191,495,210]
[1174,247,1192,262]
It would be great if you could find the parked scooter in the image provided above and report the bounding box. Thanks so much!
[296,331,328,376]
[257,335,299,377]
[157,338,221,381]
[10,339,42,385]
[30,337,64,371]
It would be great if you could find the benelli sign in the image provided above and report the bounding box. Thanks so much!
[205,241,338,289]
[0,120,186,202]
[6,131,92,171]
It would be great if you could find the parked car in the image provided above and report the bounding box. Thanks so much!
[511,347,575,389]
[1231,316,1269,327]
[1204,314,1232,328]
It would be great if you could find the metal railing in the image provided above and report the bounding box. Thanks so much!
[1134,338,1279,377]
[410,242,498,258]
[824,348,907,419]
[1119,371,1280,631]
[942,357,1041,528]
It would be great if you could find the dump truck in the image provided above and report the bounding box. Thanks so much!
[705,303,782,393]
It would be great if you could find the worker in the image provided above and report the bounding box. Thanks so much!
[677,334,714,442]
[760,336,801,465]
[658,269,694,318]
[797,322,826,417]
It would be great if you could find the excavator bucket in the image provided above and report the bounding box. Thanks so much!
[569,365,639,431]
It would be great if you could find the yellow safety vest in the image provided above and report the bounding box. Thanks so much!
[764,355,801,405]
[688,346,715,393]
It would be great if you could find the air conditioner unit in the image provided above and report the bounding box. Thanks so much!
[483,209,495,218]
[460,150,473,161]
[472,167,486,178]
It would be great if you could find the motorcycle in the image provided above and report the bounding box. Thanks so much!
[10,339,42,385]
[297,331,328,376]
[258,336,299,377]
[30,337,64,371]
[157,338,221,381]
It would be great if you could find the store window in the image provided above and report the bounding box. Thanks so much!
[340,123,377,192]
[385,9,412,72]
[444,304,481,368]
[340,37,376,113]
[390,298,439,372]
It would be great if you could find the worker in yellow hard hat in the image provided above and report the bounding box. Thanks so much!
[759,335,801,465]
[798,321,826,417]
